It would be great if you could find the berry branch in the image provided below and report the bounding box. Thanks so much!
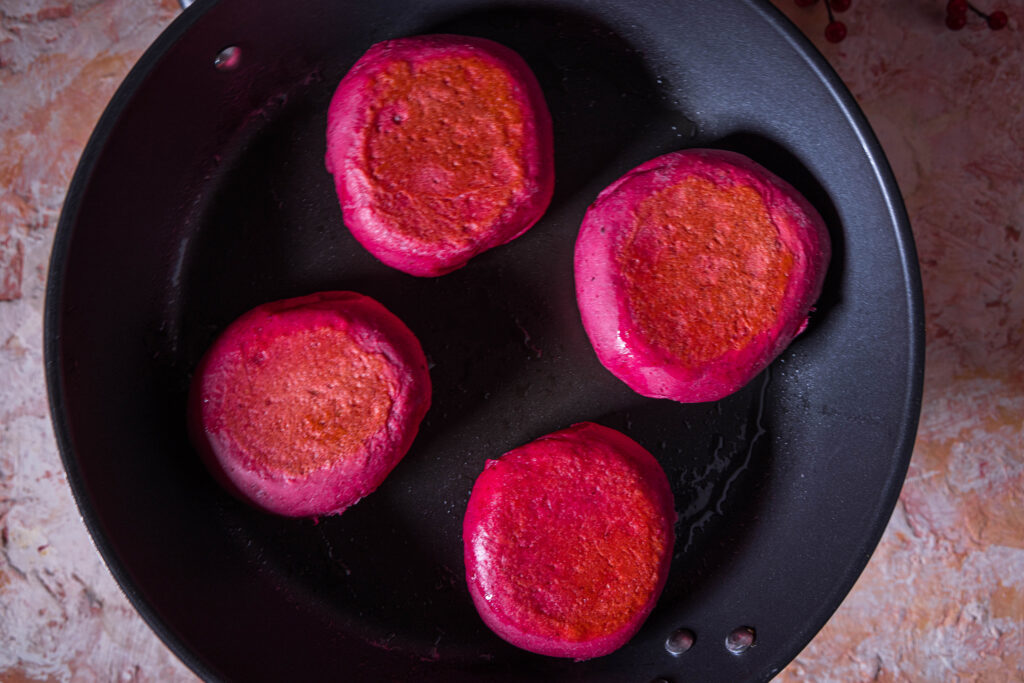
[792,0,852,43]
[946,0,1008,30]
[792,0,1009,42]
[824,0,848,42]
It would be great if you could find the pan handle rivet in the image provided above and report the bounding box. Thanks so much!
[725,626,756,654]
[214,46,242,71]
[664,628,695,656]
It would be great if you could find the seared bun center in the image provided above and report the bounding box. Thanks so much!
[620,175,795,367]
[190,291,431,518]
[365,55,527,244]
[213,325,396,477]
[464,422,675,658]
[472,444,667,641]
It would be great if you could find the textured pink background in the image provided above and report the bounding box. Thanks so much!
[1,0,1022,680]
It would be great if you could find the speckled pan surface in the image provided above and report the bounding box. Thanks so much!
[44,1,923,682]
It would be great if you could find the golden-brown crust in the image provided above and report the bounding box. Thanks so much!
[189,291,431,518]
[326,35,554,277]
[575,149,831,403]
[463,422,675,659]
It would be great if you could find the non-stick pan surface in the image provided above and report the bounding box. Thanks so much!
[45,0,923,681]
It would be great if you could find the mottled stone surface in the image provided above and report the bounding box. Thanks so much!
[1,0,1021,680]
[1,3,194,681]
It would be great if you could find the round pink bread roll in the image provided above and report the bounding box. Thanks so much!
[463,422,676,660]
[189,291,431,518]
[325,34,555,277]
[575,148,831,403]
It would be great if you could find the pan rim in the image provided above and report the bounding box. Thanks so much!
[44,3,224,681]
[737,0,925,675]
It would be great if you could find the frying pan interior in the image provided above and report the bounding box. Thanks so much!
[46,0,923,681]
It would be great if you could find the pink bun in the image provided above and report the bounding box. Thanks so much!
[188,291,431,518]
[575,149,831,403]
[326,34,554,277]
[463,422,676,660]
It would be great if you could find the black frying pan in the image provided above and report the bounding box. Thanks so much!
[44,0,924,681]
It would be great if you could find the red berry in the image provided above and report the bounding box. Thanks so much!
[831,0,851,11]
[987,10,1008,29]
[794,0,818,6]
[825,20,847,42]
[946,0,968,13]
[946,12,968,29]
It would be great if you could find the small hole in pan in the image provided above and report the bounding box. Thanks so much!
[214,46,241,71]
[725,625,756,654]
[664,627,695,656]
